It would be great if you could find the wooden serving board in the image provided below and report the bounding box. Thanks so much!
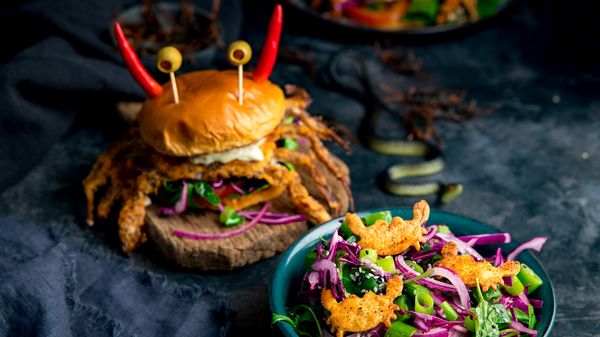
[145,156,350,270]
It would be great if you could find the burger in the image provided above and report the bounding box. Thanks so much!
[84,5,352,270]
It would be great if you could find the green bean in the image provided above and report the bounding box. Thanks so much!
[394,295,411,322]
[502,276,524,296]
[517,264,543,293]
[440,301,459,321]
[385,321,417,337]
[464,316,476,331]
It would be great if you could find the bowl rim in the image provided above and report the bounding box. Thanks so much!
[270,207,556,337]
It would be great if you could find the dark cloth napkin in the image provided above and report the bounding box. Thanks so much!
[0,218,234,337]
[0,0,239,335]
[0,0,143,193]
[0,0,241,193]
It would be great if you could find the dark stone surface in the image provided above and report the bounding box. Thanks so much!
[1,0,599,336]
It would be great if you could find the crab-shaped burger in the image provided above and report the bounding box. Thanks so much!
[84,6,352,268]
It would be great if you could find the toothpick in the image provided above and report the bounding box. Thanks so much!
[170,72,180,104]
[238,64,244,105]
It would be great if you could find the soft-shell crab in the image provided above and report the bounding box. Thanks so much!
[435,241,521,291]
[321,276,403,337]
[346,200,430,256]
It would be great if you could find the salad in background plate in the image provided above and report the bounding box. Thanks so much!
[292,0,509,32]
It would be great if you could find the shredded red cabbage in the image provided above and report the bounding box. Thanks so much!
[436,233,484,261]
[423,225,438,242]
[511,320,538,336]
[230,183,245,196]
[159,180,188,215]
[307,228,348,301]
[430,267,471,309]
[492,247,505,267]
[529,299,543,309]
[395,256,456,293]
[507,237,548,261]
[172,202,269,240]
[457,233,511,245]
[413,327,449,337]
[237,210,307,225]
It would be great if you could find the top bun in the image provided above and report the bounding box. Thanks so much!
[139,70,285,157]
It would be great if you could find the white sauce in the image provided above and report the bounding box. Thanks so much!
[190,139,264,165]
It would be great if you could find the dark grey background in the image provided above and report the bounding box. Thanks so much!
[0,0,598,336]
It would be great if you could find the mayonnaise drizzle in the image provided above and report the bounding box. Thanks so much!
[189,139,265,165]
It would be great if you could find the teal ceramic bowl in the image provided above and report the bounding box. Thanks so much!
[270,208,556,337]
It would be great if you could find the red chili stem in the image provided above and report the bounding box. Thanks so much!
[252,4,283,83]
[113,22,163,98]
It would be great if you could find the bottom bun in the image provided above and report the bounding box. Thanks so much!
[145,154,350,271]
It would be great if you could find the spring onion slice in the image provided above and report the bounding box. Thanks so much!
[172,202,269,240]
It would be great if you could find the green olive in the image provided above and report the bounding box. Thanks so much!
[227,40,252,66]
[156,46,182,73]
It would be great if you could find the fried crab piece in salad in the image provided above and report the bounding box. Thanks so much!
[321,276,403,337]
[435,241,521,291]
[346,200,430,256]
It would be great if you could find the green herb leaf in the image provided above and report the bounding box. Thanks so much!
[219,206,244,227]
[482,287,502,303]
[271,305,322,337]
[284,116,295,125]
[364,211,392,226]
[367,3,383,11]
[271,313,296,327]
[527,303,537,329]
[405,0,439,24]
[156,181,183,205]
[478,0,503,19]
[281,138,299,150]
[190,181,220,206]
[473,280,511,337]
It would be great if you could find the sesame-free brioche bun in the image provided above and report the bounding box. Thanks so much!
[139,70,285,157]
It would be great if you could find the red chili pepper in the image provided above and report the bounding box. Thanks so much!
[252,4,283,83]
[113,22,163,98]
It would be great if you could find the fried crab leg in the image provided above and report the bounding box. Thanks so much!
[287,169,331,224]
[273,148,341,215]
[83,130,139,225]
[118,170,163,253]
[276,124,354,209]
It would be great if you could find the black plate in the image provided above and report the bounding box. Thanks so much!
[287,0,515,37]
